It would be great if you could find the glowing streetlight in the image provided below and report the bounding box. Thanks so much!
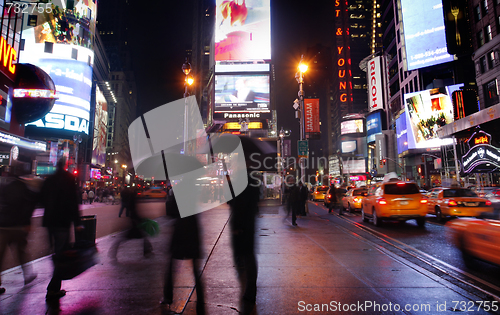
[295,55,308,183]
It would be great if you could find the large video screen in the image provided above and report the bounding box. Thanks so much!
[400,0,454,70]
[91,85,108,166]
[396,114,408,155]
[215,0,271,61]
[214,74,270,113]
[404,84,463,149]
[19,0,96,135]
[341,119,364,135]
[366,111,382,143]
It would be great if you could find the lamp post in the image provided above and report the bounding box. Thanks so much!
[295,55,308,183]
[182,58,194,155]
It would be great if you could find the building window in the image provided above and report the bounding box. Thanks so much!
[482,0,489,15]
[484,79,499,107]
[485,25,492,42]
[475,5,482,21]
[477,31,485,47]
[480,56,487,73]
[487,51,496,69]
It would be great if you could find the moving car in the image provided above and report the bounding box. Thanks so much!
[361,180,427,227]
[341,188,367,214]
[446,214,500,267]
[312,186,328,201]
[426,187,493,222]
[137,188,167,199]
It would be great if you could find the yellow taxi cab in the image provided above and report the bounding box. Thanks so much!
[340,187,367,214]
[137,188,167,199]
[312,186,328,201]
[446,214,500,267]
[361,180,427,227]
[426,187,493,222]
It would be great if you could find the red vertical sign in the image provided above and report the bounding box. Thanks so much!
[304,99,320,137]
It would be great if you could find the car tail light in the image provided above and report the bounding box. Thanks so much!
[494,191,500,196]
[486,200,492,206]
[420,199,428,204]
[315,191,319,194]
[377,198,387,205]
[448,200,458,206]
[354,197,359,202]
[327,194,331,198]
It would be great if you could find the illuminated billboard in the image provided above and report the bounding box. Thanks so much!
[396,114,408,155]
[341,141,357,153]
[340,119,364,135]
[342,158,366,174]
[400,0,455,70]
[404,84,462,149]
[19,0,96,135]
[367,57,383,112]
[214,74,270,114]
[92,86,108,166]
[366,111,382,143]
[215,0,271,61]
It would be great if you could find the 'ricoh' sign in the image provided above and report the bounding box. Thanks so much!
[368,56,383,112]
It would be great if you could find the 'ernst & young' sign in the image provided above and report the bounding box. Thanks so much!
[0,35,17,80]
[462,144,500,173]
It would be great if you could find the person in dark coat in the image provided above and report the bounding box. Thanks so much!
[118,187,131,217]
[328,184,338,214]
[298,181,308,216]
[108,188,153,261]
[41,158,82,300]
[227,169,260,311]
[0,166,38,294]
[286,177,300,226]
[161,191,205,314]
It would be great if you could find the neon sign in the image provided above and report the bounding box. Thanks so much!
[335,0,351,106]
[0,36,17,76]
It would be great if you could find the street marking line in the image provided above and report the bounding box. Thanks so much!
[337,214,500,302]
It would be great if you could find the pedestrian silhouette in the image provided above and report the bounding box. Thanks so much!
[161,191,205,314]
[41,157,82,300]
[286,177,299,226]
[108,188,153,262]
[0,164,38,294]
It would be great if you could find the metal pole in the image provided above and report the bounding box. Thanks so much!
[298,56,306,184]
[452,136,460,184]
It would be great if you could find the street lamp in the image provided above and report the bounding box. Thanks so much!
[295,55,308,183]
[182,58,193,155]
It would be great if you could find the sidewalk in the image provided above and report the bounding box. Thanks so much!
[0,199,492,314]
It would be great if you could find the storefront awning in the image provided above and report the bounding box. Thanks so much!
[437,103,500,138]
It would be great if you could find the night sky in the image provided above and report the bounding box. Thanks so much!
[127,0,334,140]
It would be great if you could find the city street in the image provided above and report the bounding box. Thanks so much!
[307,200,500,299]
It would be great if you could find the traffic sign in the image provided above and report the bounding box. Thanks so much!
[298,140,308,158]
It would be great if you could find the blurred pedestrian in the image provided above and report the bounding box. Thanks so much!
[0,165,38,294]
[88,189,95,204]
[108,188,153,262]
[161,191,205,314]
[82,190,88,204]
[328,184,337,214]
[298,181,308,216]
[228,168,260,311]
[286,177,299,226]
[41,158,83,300]
[118,187,131,217]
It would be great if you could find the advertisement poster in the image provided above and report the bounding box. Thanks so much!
[340,119,364,135]
[92,85,108,166]
[215,0,271,61]
[214,74,270,112]
[404,85,461,148]
[400,0,454,70]
[366,111,382,143]
[367,56,383,112]
[304,98,320,135]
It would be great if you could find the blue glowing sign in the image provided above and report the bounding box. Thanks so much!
[400,0,455,70]
[366,111,382,143]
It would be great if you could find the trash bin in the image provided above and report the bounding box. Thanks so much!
[75,215,97,244]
